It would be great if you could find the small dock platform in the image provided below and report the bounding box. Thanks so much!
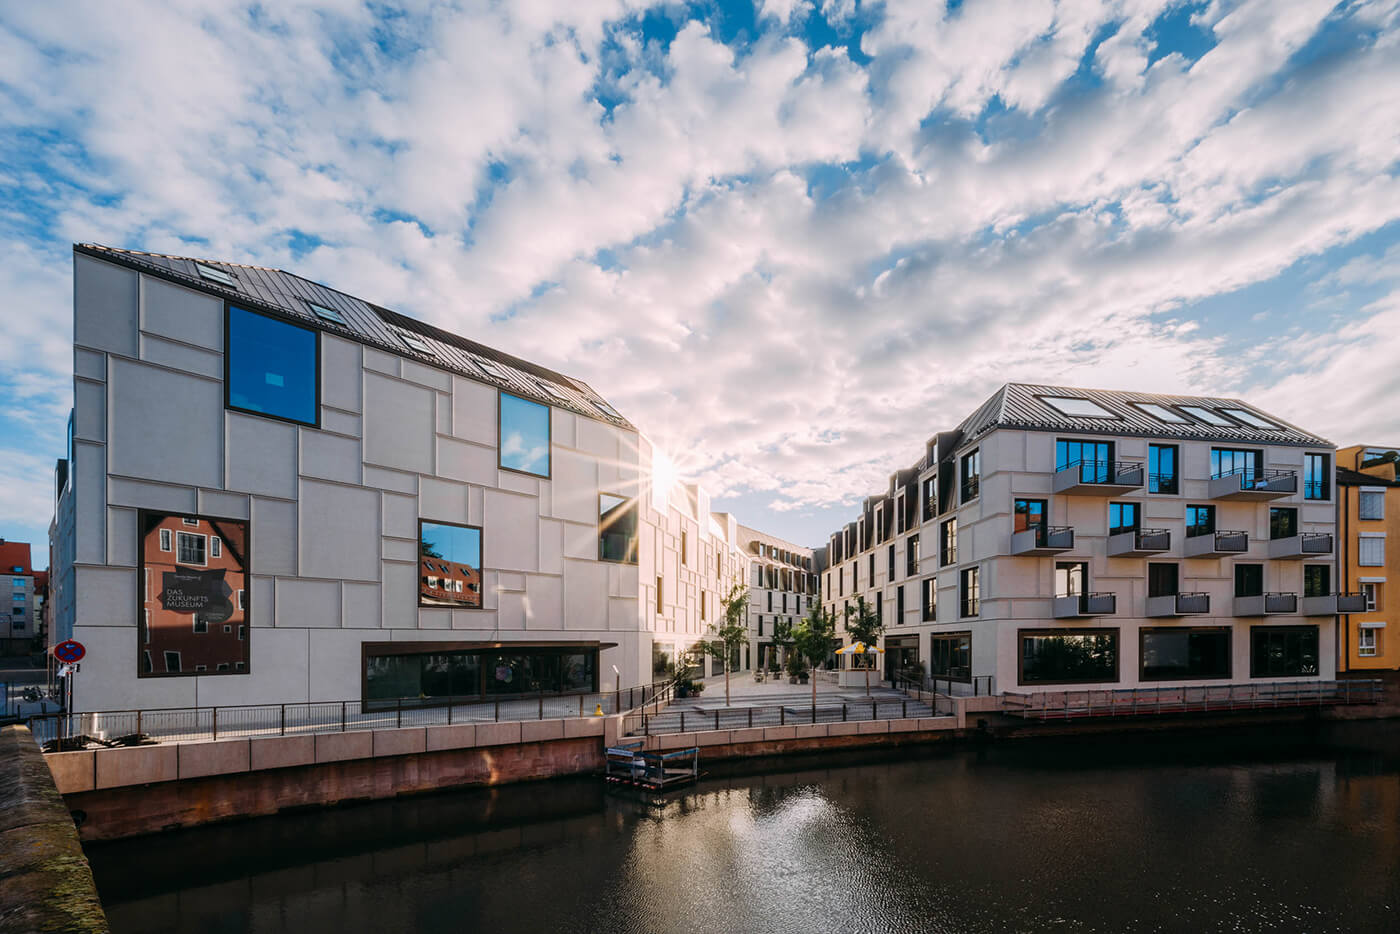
[605,741,699,791]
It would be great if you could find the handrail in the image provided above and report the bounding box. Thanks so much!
[1001,679,1381,721]
[624,692,958,736]
[26,678,679,751]
[1057,459,1144,482]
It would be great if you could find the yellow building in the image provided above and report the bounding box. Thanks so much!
[1336,445,1400,671]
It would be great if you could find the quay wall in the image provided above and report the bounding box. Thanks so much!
[0,724,108,933]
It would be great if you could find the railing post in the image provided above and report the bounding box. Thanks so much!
[579,695,584,718]
[780,706,786,726]
[396,697,403,729]
[341,701,347,732]
[902,700,907,719]
[680,711,685,732]
[644,715,649,737]
[212,706,218,742]
[448,699,454,725]
[872,701,877,721]
[539,693,544,720]
[748,708,753,729]
[495,699,500,722]
[280,704,286,736]
[811,704,816,725]
[842,703,847,721]
[136,709,142,738]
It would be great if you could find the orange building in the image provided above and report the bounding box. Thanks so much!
[1336,445,1399,671]
[418,556,482,607]
[140,514,249,676]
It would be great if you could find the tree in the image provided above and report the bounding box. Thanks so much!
[843,595,884,696]
[704,581,750,706]
[792,605,838,710]
[770,616,794,672]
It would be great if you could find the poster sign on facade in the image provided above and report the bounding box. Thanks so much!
[138,512,250,677]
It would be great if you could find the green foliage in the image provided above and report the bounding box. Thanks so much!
[792,605,838,672]
[703,581,750,663]
[843,596,884,667]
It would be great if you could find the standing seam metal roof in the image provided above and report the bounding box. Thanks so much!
[74,243,634,430]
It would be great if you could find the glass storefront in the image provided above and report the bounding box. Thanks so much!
[365,646,597,706]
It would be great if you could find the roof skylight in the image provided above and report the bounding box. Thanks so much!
[307,301,346,325]
[593,400,623,419]
[1132,402,1190,424]
[533,378,570,402]
[194,262,236,287]
[1041,396,1117,419]
[1221,408,1282,430]
[476,358,509,381]
[1178,405,1236,427]
[397,331,432,355]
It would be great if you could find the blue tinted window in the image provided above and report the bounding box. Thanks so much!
[499,392,550,476]
[227,306,318,425]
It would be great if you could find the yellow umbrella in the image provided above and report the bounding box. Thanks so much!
[836,641,884,695]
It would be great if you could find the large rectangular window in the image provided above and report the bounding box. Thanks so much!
[1269,507,1298,540]
[1141,628,1231,681]
[226,306,319,426]
[1359,537,1385,566]
[960,449,981,503]
[1250,626,1319,678]
[1019,630,1118,684]
[941,518,957,566]
[139,511,250,678]
[1148,444,1179,494]
[1234,564,1264,598]
[888,543,896,580]
[1303,453,1330,500]
[906,535,920,577]
[365,644,597,706]
[1303,565,1330,598]
[1013,499,1047,535]
[420,520,483,608]
[921,578,937,622]
[1108,502,1139,536]
[1056,439,1112,476]
[598,493,638,563]
[1211,447,1260,481]
[499,392,551,476]
[1186,504,1215,538]
[929,632,971,681]
[1359,491,1385,520]
[922,477,937,522]
[1147,562,1179,598]
[959,566,980,617]
[1055,561,1088,597]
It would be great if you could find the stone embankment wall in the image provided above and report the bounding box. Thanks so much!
[0,724,108,933]
[51,718,609,842]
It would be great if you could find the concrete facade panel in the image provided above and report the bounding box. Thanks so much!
[484,490,539,572]
[249,735,315,771]
[106,507,137,567]
[276,578,342,629]
[75,566,135,628]
[299,429,361,485]
[139,333,222,379]
[436,436,497,486]
[107,357,222,488]
[95,744,177,789]
[419,477,469,525]
[298,480,380,581]
[194,627,310,706]
[74,378,105,442]
[74,442,107,565]
[451,376,496,444]
[177,739,250,779]
[381,561,417,628]
[251,497,298,577]
[74,254,138,357]
[75,347,107,382]
[226,412,298,499]
[321,335,362,413]
[140,275,223,350]
[363,372,435,474]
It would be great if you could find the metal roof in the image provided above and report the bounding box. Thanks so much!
[74,243,635,430]
[956,383,1330,448]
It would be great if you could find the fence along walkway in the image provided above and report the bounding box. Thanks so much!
[624,690,955,736]
[26,681,675,750]
[1002,679,1383,722]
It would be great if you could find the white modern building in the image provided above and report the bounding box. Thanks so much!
[50,244,754,713]
[737,525,820,673]
[824,384,1340,695]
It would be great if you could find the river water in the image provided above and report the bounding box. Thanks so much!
[88,721,1399,933]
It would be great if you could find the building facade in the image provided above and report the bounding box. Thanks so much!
[824,384,1341,695]
[737,526,819,673]
[1335,444,1399,672]
[0,540,40,655]
[50,244,753,713]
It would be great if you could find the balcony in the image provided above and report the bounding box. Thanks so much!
[1054,460,1145,496]
[1146,592,1211,616]
[1184,530,1249,558]
[1234,592,1298,616]
[1209,468,1297,501]
[1010,525,1075,556]
[1267,532,1333,560]
[1053,592,1117,618]
[1302,592,1368,616]
[1108,527,1171,557]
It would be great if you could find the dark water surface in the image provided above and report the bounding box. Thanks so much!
[88,721,1400,933]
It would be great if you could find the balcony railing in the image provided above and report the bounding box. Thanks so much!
[960,476,980,502]
[1234,592,1298,616]
[1148,473,1179,495]
[1054,460,1145,496]
[1302,592,1369,616]
[1184,529,1249,558]
[1267,532,1333,559]
[1054,592,1117,617]
[1209,467,1297,500]
[1003,680,1383,721]
[1146,592,1210,616]
[1010,525,1075,556]
[1108,527,1171,556]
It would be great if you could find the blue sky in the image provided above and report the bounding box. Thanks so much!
[2,0,1399,562]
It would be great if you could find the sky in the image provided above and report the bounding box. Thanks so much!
[1,0,1399,565]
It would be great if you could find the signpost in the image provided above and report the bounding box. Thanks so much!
[52,640,85,744]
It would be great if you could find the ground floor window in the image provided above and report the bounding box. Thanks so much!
[1250,626,1318,678]
[1357,628,1379,658]
[1019,629,1118,685]
[1140,627,1231,681]
[929,632,971,681]
[365,645,598,706]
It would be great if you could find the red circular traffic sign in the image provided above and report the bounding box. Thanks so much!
[53,640,86,664]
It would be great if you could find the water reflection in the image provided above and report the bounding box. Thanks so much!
[90,722,1400,934]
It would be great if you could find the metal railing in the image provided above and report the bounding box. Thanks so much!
[1213,467,1298,493]
[1003,679,1381,721]
[622,693,956,737]
[1056,460,1145,486]
[27,679,678,751]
